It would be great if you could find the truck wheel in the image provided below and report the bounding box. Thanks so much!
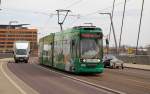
[15,60,18,63]
[113,63,116,69]
[25,60,28,63]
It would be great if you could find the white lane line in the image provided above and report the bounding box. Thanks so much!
[34,64,126,94]
[0,62,27,94]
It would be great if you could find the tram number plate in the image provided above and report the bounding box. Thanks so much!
[86,63,97,67]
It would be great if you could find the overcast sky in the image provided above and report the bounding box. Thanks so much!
[0,0,150,47]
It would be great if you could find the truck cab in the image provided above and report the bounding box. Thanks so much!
[13,41,30,63]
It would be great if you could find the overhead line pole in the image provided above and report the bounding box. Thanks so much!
[107,0,116,54]
[108,0,116,45]
[119,0,127,53]
[100,13,118,55]
[136,0,145,55]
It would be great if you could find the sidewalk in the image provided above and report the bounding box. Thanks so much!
[124,63,150,71]
[0,59,39,94]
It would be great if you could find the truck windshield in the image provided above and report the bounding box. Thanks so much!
[16,49,27,55]
[80,39,100,59]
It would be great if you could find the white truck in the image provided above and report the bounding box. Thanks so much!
[13,41,30,63]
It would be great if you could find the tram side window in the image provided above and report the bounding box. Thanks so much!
[98,39,103,59]
[76,40,80,58]
[39,41,44,57]
[71,40,76,58]
[39,41,43,57]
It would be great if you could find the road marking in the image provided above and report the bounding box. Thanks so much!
[0,62,27,94]
[34,64,126,94]
[62,76,114,94]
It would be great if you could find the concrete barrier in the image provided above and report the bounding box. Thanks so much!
[118,55,150,65]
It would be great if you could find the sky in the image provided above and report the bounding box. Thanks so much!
[0,0,150,47]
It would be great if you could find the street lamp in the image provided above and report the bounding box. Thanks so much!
[99,12,118,55]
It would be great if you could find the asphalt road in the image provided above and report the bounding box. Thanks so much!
[7,62,114,94]
[7,57,150,94]
[74,68,150,94]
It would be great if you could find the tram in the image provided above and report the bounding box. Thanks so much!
[39,26,104,74]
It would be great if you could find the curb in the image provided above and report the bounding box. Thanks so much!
[124,66,150,71]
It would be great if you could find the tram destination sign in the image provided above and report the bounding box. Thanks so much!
[81,33,102,39]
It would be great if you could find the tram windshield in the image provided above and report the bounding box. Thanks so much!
[80,39,101,59]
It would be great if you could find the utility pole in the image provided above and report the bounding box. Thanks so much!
[119,0,127,53]
[56,9,71,32]
[99,13,118,55]
[136,0,145,55]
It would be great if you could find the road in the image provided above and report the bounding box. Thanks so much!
[0,59,38,94]
[75,68,150,94]
[7,63,114,94]
[5,57,150,94]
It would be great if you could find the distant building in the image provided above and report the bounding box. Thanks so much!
[0,24,38,56]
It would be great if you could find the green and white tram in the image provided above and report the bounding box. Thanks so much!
[39,26,104,74]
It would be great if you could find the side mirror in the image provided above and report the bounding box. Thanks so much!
[29,50,31,54]
[106,38,109,45]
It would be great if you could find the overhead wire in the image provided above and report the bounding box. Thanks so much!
[0,0,133,30]
[0,0,83,24]
[39,0,84,30]
[70,0,133,26]
[84,0,132,17]
[64,0,83,9]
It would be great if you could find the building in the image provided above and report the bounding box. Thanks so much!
[0,24,38,56]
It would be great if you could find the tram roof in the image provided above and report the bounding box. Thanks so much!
[72,26,102,31]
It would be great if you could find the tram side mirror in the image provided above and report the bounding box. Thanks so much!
[106,38,109,45]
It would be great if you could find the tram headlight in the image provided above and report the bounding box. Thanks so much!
[80,58,101,63]
[80,58,83,62]
[97,59,100,62]
[83,59,86,62]
[80,58,86,63]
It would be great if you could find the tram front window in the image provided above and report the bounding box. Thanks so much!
[80,39,100,59]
